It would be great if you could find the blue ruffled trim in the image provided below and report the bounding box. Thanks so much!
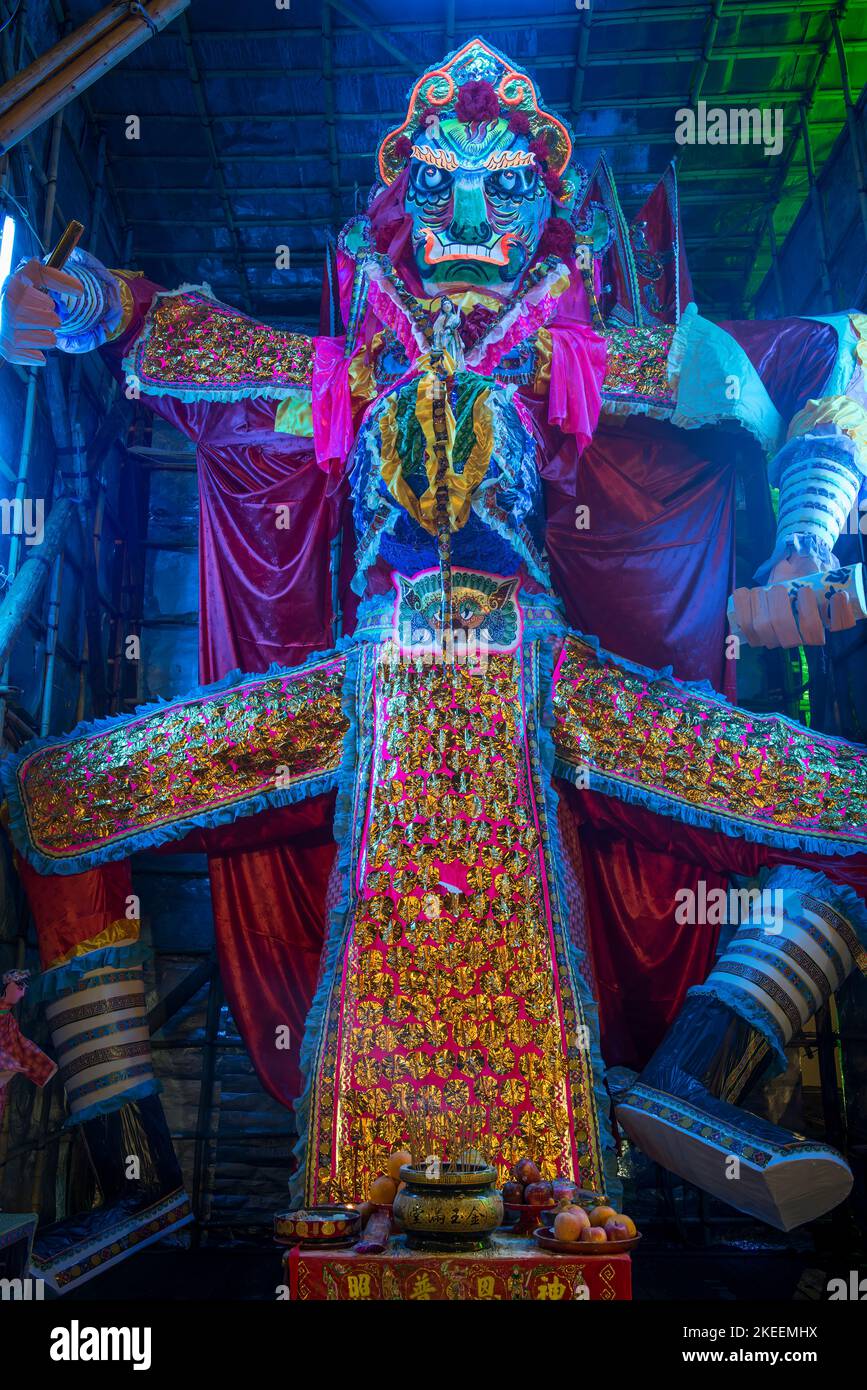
[1,653,345,876]
[67,1078,162,1128]
[289,647,363,1209]
[554,755,867,859]
[32,941,151,1004]
[566,626,711,695]
[128,380,312,406]
[687,980,789,1072]
[536,639,621,1206]
[553,629,867,858]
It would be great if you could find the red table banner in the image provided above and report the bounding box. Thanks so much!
[283,1233,632,1301]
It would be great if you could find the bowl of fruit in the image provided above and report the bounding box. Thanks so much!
[534,1201,641,1254]
[500,1158,595,1234]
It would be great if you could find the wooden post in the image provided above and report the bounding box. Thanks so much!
[767,218,787,318]
[190,963,222,1243]
[0,0,190,154]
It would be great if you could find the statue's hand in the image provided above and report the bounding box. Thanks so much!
[0,258,83,365]
[730,555,857,649]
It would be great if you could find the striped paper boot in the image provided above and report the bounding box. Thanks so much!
[31,962,192,1293]
[45,963,158,1124]
[613,867,867,1231]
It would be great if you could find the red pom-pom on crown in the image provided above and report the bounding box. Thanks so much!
[455,79,500,127]
[543,168,567,200]
[529,135,551,168]
[415,105,439,135]
[538,216,577,261]
[508,111,532,136]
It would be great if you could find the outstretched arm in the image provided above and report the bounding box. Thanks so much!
[551,633,867,862]
[3,653,348,876]
[0,248,320,442]
[729,313,867,649]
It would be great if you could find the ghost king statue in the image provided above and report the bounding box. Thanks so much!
[2,40,867,1283]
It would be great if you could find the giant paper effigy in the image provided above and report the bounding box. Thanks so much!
[4,40,867,1280]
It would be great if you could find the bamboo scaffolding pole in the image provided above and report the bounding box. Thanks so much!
[33,108,67,744]
[800,102,835,312]
[767,219,787,318]
[0,0,190,154]
[569,5,592,116]
[38,549,63,738]
[0,1,132,112]
[0,497,78,693]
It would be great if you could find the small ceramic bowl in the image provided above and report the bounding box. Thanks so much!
[273,1205,362,1247]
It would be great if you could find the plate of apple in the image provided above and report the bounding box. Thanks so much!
[501,1157,600,1235]
[534,1202,641,1254]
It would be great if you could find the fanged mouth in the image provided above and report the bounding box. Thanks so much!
[423,230,513,266]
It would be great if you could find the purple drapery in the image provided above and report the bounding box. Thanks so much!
[540,411,738,695]
[106,280,350,1105]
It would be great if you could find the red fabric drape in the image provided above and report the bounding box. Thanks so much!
[106,281,341,1108]
[570,824,725,1071]
[562,783,867,1068]
[17,857,135,971]
[569,785,867,894]
[204,800,336,1103]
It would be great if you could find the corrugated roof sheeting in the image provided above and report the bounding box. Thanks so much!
[2,0,859,527]
[44,1,861,325]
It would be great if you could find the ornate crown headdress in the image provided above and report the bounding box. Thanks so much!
[377,37,574,186]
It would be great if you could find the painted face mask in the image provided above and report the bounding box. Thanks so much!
[378,37,578,299]
[406,116,549,291]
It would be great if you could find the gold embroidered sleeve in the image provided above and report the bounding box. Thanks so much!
[552,635,867,853]
[7,657,348,873]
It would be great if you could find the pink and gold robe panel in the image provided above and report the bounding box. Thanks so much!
[300,640,606,1205]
